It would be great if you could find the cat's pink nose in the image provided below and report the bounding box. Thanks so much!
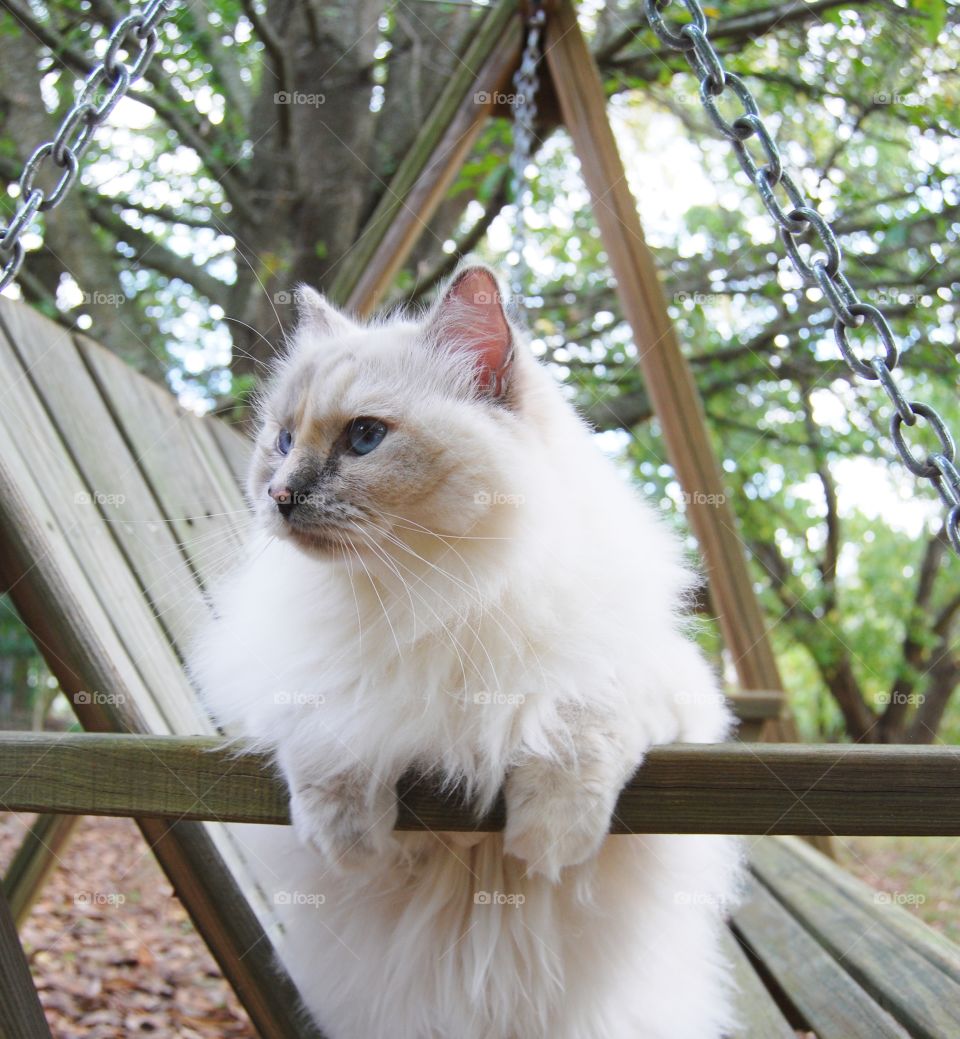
[269,483,294,518]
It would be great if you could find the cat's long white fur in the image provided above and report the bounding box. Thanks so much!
[192,267,743,1038]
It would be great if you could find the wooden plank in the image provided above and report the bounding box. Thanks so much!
[3,734,960,835]
[543,0,784,695]
[0,305,196,734]
[750,837,960,1037]
[780,834,960,984]
[331,0,522,314]
[2,813,79,926]
[728,689,785,741]
[0,887,51,1039]
[0,303,208,655]
[137,817,326,1039]
[720,929,795,1039]
[207,414,252,492]
[733,879,911,1039]
[77,331,248,601]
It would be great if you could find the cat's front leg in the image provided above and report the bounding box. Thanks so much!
[285,762,400,869]
[503,703,642,882]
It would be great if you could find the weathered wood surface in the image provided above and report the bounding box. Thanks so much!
[749,839,960,1037]
[2,813,79,926]
[738,836,960,1038]
[733,878,912,1038]
[2,733,959,835]
[721,929,796,1039]
[0,887,52,1038]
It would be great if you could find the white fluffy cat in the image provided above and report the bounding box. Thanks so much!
[192,265,742,1039]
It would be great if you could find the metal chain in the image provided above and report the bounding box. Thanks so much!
[0,0,173,293]
[645,0,960,554]
[509,4,546,301]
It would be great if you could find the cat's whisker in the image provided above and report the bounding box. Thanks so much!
[351,523,483,696]
[369,517,543,686]
[345,526,404,662]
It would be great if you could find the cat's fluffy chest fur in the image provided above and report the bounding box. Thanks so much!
[193,265,742,1039]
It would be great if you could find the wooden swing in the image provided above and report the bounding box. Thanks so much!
[1,1,959,1037]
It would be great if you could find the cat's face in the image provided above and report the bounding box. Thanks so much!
[248,266,521,557]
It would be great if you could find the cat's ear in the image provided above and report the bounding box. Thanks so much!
[293,284,357,339]
[425,265,514,400]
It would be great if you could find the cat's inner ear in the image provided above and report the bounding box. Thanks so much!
[427,266,514,400]
[294,284,356,339]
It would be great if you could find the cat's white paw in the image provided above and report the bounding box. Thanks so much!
[288,772,398,869]
[503,771,614,882]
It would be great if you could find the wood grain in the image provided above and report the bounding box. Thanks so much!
[2,733,960,835]
[0,888,51,1038]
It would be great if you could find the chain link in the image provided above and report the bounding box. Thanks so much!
[645,0,960,554]
[0,0,173,293]
[510,4,546,302]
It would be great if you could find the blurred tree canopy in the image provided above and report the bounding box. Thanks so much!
[0,0,957,741]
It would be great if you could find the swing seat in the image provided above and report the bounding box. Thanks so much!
[1,295,959,1039]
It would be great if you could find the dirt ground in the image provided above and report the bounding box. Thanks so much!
[0,813,254,1038]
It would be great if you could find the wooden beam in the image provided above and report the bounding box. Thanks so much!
[543,0,784,695]
[329,0,522,315]
[0,887,51,1039]
[2,733,959,836]
[2,813,79,927]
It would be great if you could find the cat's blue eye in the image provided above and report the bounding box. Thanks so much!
[347,417,387,456]
[277,428,293,455]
